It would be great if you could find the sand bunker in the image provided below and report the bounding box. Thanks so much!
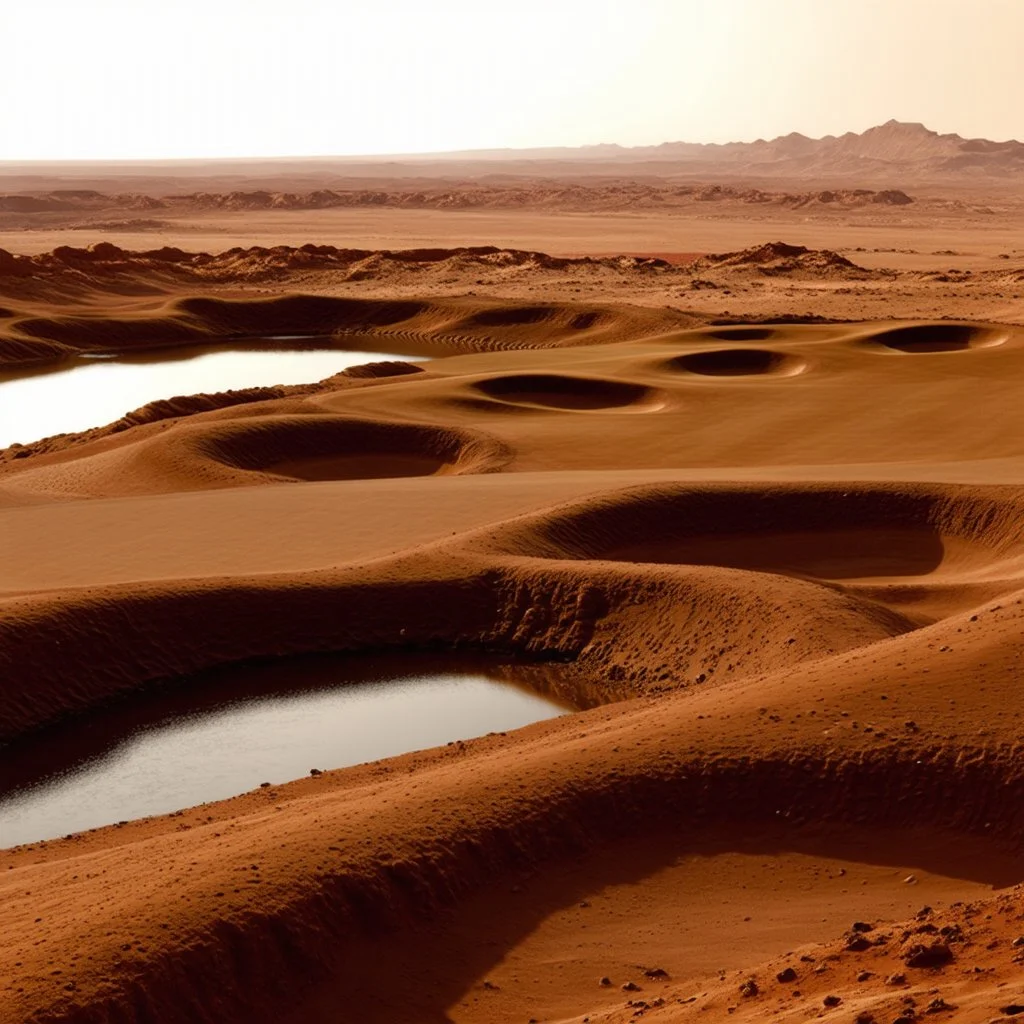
[609,524,941,579]
[864,322,1009,352]
[196,416,509,482]
[478,483,1021,631]
[471,372,662,411]
[697,326,779,341]
[665,347,806,376]
[500,485,1009,570]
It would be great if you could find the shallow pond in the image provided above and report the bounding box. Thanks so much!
[0,339,411,448]
[0,654,574,847]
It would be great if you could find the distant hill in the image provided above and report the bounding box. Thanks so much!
[1,122,1020,192]
[656,120,1024,177]
[433,121,1024,180]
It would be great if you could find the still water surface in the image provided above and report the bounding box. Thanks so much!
[0,655,572,847]
[0,340,408,448]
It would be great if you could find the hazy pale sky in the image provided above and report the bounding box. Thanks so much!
[3,0,1021,160]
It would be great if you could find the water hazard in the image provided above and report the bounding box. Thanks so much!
[0,654,574,847]
[0,339,411,448]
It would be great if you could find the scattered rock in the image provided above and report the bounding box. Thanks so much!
[643,967,669,979]
[739,979,759,998]
[872,190,914,205]
[776,967,798,983]
[823,994,842,1007]
[905,942,954,968]
[622,981,640,992]
[309,768,323,776]
[598,976,611,987]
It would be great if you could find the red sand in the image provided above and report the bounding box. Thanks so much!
[1,243,1023,1024]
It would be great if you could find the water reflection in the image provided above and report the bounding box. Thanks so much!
[0,653,575,847]
[0,339,411,448]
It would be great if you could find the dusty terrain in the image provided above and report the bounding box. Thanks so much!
[1,132,1024,1024]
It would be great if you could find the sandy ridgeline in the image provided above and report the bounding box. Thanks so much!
[1,252,1024,1024]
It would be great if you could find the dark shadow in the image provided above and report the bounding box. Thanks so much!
[267,451,447,481]
[282,820,1024,1024]
[607,526,946,579]
[489,660,630,709]
[473,373,654,410]
[466,306,553,327]
[569,311,602,330]
[702,327,777,341]
[520,487,1007,585]
[201,416,502,480]
[668,348,802,376]
[868,324,1005,353]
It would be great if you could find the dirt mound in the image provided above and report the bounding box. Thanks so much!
[337,360,425,380]
[0,247,33,277]
[872,188,914,204]
[692,241,867,277]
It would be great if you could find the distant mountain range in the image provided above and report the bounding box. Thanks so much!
[1,122,1020,192]
[438,122,1024,180]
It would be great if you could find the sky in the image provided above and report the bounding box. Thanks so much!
[2,0,1021,161]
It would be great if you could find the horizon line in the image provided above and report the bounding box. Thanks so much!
[1,119,1021,168]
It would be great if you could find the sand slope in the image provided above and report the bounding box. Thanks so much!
[1,304,1023,1023]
